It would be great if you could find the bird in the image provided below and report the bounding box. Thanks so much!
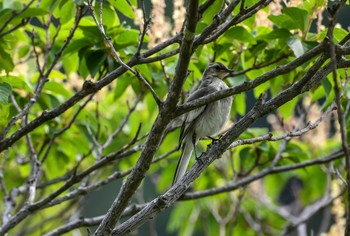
[172,62,234,185]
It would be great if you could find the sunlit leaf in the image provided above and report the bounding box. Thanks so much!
[73,0,84,5]
[278,96,299,120]
[318,27,348,43]
[283,7,309,32]
[58,0,76,24]
[44,81,72,98]
[94,2,120,26]
[0,9,13,28]
[233,93,246,116]
[0,49,14,73]
[223,26,256,44]
[114,75,132,100]
[15,8,49,18]
[115,29,140,47]
[110,0,135,19]
[202,0,224,25]
[268,7,309,32]
[0,82,11,105]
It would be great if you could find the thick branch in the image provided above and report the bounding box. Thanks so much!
[93,1,200,235]
[110,42,339,233]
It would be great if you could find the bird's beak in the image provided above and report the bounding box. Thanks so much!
[223,68,235,78]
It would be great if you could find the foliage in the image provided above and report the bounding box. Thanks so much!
[0,0,349,235]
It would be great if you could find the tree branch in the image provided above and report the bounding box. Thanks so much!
[94,0,200,234]
[175,40,327,117]
[183,150,344,200]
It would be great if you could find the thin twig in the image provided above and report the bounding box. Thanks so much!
[87,0,162,106]
[135,0,151,55]
[101,93,143,151]
[326,0,350,233]
[0,7,85,141]
[40,94,95,163]
[182,150,344,200]
[0,0,35,36]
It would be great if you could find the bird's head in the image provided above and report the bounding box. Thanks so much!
[203,62,234,80]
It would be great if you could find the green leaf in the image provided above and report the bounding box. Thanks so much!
[110,0,135,19]
[62,53,79,74]
[3,0,22,10]
[311,85,326,102]
[16,8,49,18]
[202,0,224,25]
[223,26,256,44]
[79,26,102,39]
[0,75,31,90]
[58,0,76,24]
[64,39,92,55]
[233,93,246,116]
[304,0,327,13]
[39,0,61,11]
[0,82,12,105]
[322,77,332,95]
[268,7,309,32]
[18,45,30,59]
[268,14,295,30]
[332,28,348,43]
[278,96,299,120]
[0,103,10,127]
[239,147,251,163]
[283,7,309,32]
[94,2,119,27]
[85,50,107,77]
[129,0,137,6]
[115,29,140,47]
[49,70,67,80]
[114,75,132,100]
[0,9,12,27]
[0,49,14,73]
[73,0,84,5]
[78,56,89,79]
[264,28,292,40]
[283,141,310,161]
[44,81,72,98]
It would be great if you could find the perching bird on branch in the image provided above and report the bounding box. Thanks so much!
[173,62,234,185]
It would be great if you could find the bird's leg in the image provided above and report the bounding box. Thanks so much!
[207,135,222,143]
[192,132,203,164]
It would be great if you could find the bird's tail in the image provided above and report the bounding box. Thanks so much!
[173,138,193,185]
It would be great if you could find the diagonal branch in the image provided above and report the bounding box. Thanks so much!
[94,0,201,235]
[110,39,345,233]
[175,40,328,117]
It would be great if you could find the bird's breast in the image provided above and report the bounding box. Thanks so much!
[194,94,232,138]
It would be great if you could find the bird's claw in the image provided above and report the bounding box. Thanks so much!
[208,135,222,143]
[195,154,203,165]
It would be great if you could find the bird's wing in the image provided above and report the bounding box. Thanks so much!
[178,82,218,146]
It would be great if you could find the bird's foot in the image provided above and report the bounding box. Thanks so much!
[207,135,222,143]
[195,154,204,165]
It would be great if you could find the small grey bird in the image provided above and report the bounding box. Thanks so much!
[173,62,234,185]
